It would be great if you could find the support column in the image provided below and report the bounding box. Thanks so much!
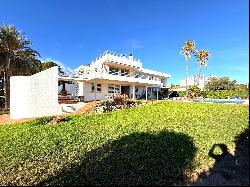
[94,79,96,102]
[156,87,159,100]
[132,84,135,100]
[119,85,121,95]
[145,85,148,101]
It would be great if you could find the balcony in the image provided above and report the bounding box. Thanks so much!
[95,54,142,69]
[78,70,161,85]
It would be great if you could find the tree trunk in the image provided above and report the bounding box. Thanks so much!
[197,65,202,87]
[3,70,10,111]
[185,61,188,97]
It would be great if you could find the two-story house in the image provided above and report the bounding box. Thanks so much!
[58,51,171,101]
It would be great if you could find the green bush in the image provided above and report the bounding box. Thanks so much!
[188,85,202,98]
[96,95,143,113]
[204,90,249,99]
[177,91,186,97]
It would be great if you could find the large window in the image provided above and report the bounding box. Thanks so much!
[108,84,120,94]
[91,83,102,92]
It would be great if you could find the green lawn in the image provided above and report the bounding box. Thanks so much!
[0,101,248,185]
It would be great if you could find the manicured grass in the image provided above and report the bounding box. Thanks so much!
[0,101,248,185]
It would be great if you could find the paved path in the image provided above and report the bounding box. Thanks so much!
[0,114,33,124]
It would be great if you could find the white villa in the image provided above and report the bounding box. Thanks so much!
[172,74,216,91]
[58,51,171,101]
[10,51,171,119]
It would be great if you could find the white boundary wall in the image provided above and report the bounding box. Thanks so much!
[10,66,62,119]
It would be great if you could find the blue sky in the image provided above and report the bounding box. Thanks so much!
[0,0,249,84]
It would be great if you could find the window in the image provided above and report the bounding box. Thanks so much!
[91,83,102,92]
[121,69,129,76]
[149,75,153,80]
[109,67,119,75]
[108,84,120,94]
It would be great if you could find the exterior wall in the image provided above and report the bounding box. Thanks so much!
[180,75,210,89]
[83,82,109,101]
[10,66,62,119]
[78,82,85,96]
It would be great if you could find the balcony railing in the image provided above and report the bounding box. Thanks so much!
[94,54,142,69]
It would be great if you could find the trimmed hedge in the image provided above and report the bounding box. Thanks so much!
[175,90,249,99]
[204,90,249,99]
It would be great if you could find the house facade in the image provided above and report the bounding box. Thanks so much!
[171,74,216,91]
[58,51,171,101]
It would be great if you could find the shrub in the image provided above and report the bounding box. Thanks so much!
[113,94,128,105]
[177,91,186,97]
[204,90,249,99]
[169,91,179,98]
[188,85,202,98]
[96,95,144,113]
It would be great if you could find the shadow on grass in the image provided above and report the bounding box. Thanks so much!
[193,127,249,186]
[40,131,197,186]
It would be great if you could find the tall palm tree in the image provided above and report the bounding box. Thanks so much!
[180,40,197,97]
[195,49,211,87]
[0,24,40,110]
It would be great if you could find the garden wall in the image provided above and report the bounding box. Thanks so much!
[10,66,62,119]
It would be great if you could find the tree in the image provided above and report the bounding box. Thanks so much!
[188,85,202,98]
[40,61,65,76]
[195,49,211,86]
[0,24,40,110]
[40,61,58,71]
[204,76,237,91]
[180,40,197,97]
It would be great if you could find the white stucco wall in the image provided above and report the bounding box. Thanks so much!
[78,82,85,96]
[10,66,62,119]
[83,82,109,101]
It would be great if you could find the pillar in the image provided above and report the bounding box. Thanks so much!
[157,87,159,100]
[132,84,135,100]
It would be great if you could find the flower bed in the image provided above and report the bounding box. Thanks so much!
[95,94,146,113]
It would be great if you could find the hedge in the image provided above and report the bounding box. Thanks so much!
[204,90,249,99]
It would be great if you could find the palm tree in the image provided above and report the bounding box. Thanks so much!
[195,49,211,87]
[180,40,197,97]
[0,24,41,110]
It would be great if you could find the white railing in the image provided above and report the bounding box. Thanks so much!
[93,53,142,69]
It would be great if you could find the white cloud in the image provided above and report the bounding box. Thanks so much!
[39,57,75,76]
[126,40,144,49]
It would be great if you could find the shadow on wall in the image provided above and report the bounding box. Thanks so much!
[40,131,197,186]
[193,127,249,186]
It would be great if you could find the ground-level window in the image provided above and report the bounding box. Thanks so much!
[108,84,120,94]
[91,83,102,92]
